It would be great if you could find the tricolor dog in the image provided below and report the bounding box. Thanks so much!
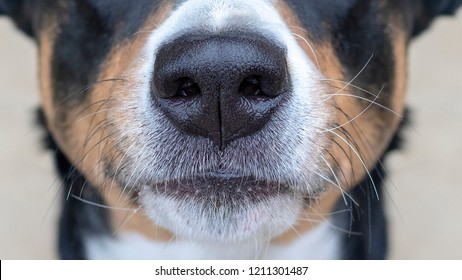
[1,0,461,259]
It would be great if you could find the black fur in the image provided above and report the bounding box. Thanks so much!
[0,0,34,35]
[50,0,161,105]
[285,0,397,97]
[411,0,462,36]
[331,0,397,104]
[50,1,115,105]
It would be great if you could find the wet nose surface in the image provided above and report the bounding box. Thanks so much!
[151,34,290,150]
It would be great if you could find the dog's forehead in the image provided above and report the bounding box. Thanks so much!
[41,0,391,31]
[39,0,405,52]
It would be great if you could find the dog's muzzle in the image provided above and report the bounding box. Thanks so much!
[117,0,329,242]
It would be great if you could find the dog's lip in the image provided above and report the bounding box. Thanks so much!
[147,172,291,201]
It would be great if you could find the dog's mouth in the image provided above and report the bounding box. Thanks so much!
[136,171,305,243]
[146,172,292,203]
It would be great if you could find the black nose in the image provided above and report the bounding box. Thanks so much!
[151,34,290,150]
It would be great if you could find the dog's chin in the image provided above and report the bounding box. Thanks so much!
[137,175,305,243]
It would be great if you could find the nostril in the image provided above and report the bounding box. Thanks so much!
[175,77,201,98]
[154,77,201,99]
[239,75,286,98]
[239,76,263,97]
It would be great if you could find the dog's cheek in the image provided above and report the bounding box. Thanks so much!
[38,23,108,187]
[37,2,172,183]
[337,18,407,190]
[37,3,176,239]
[330,27,408,190]
[277,1,408,191]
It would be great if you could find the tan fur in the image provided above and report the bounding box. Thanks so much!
[38,25,57,134]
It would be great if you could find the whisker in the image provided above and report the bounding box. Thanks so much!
[70,194,138,211]
[324,85,386,132]
[323,54,375,101]
[112,206,143,236]
[73,108,113,124]
[291,32,321,72]
[56,78,125,108]
[318,154,348,205]
[329,130,379,200]
[326,93,402,117]
[320,78,380,98]
[299,207,361,236]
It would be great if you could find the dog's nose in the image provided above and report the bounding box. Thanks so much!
[152,35,290,150]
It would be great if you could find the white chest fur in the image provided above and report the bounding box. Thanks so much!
[85,221,341,260]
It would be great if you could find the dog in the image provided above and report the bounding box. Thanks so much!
[1,0,461,260]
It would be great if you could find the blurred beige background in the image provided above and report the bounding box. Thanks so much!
[1,11,462,259]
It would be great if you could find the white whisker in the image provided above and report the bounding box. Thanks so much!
[324,85,387,132]
[326,93,402,117]
[70,194,139,212]
[323,54,375,101]
[291,32,321,71]
[329,130,379,200]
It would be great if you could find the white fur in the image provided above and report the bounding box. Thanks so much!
[85,221,341,260]
[138,185,303,243]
